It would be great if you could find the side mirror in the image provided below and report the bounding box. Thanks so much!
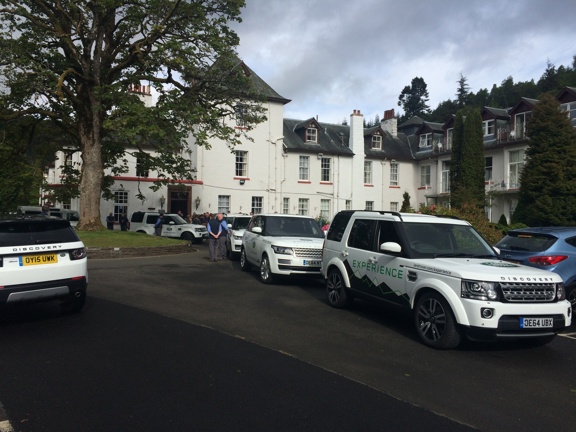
[380,242,402,254]
[252,226,262,234]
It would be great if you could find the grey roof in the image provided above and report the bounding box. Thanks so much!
[282,118,413,161]
[236,59,291,105]
[482,106,510,119]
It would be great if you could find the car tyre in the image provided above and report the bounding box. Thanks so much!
[181,232,193,241]
[259,254,276,284]
[240,248,251,271]
[326,268,351,308]
[414,291,462,349]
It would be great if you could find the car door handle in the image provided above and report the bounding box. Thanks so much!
[368,256,377,263]
[340,250,349,257]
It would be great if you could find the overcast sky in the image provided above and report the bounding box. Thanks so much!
[231,0,576,124]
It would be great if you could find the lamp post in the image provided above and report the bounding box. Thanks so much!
[195,196,201,210]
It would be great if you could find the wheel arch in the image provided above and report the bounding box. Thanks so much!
[411,280,469,327]
[324,258,352,289]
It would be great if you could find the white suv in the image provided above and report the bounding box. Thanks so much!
[225,214,252,259]
[0,215,88,313]
[240,214,325,284]
[322,210,572,349]
[130,211,208,243]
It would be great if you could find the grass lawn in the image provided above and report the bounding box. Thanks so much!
[76,230,188,248]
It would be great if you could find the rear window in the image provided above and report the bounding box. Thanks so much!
[0,220,80,247]
[495,232,557,252]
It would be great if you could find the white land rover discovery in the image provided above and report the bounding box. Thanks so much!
[240,214,325,284]
[322,210,572,349]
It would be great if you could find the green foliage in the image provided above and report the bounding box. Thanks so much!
[398,77,431,122]
[400,191,414,212]
[418,203,504,245]
[315,214,330,226]
[514,93,576,226]
[450,107,485,209]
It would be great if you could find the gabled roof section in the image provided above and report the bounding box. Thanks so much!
[481,106,510,120]
[510,97,539,115]
[398,115,425,129]
[556,86,576,103]
[415,121,444,135]
[235,58,291,105]
[293,117,322,132]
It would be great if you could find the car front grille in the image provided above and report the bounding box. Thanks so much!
[293,248,322,259]
[500,282,557,302]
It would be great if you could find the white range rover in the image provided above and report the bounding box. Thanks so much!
[240,214,325,284]
[322,210,572,349]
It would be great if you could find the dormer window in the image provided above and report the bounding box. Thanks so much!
[371,133,382,150]
[482,120,495,137]
[306,127,317,143]
[419,133,432,148]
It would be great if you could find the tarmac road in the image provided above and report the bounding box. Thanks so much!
[1,246,575,431]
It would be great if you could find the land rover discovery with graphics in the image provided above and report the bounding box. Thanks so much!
[130,211,208,243]
[240,214,325,284]
[321,210,571,349]
[0,215,88,313]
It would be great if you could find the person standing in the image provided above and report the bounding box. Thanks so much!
[106,212,115,230]
[120,213,129,231]
[154,210,165,236]
[217,213,229,260]
[207,213,221,262]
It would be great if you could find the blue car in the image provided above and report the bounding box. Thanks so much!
[494,227,576,311]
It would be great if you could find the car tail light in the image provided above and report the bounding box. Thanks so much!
[528,255,568,266]
[69,248,87,260]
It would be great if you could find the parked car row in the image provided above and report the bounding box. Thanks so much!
[236,210,573,350]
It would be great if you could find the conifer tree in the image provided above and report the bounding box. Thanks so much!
[513,94,576,226]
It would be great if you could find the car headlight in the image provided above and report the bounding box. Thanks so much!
[233,234,243,240]
[461,280,499,301]
[556,283,566,301]
[271,245,294,255]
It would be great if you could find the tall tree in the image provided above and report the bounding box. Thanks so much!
[397,77,430,121]
[449,107,485,209]
[513,94,576,226]
[455,73,471,108]
[0,0,265,230]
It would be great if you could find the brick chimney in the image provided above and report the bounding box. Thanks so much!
[381,108,397,137]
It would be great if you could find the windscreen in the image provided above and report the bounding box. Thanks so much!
[495,233,557,252]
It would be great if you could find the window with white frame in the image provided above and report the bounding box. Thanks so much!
[371,133,382,150]
[485,157,493,182]
[420,165,431,187]
[64,151,74,167]
[298,198,309,215]
[419,133,432,148]
[560,102,576,120]
[390,161,399,186]
[320,199,330,221]
[482,119,495,137]
[114,190,128,221]
[306,127,317,143]
[365,201,374,211]
[299,156,310,181]
[514,112,532,139]
[218,195,230,214]
[390,202,399,212]
[235,150,248,177]
[251,196,263,214]
[136,154,149,177]
[321,157,331,182]
[364,161,373,184]
[509,149,525,189]
[446,128,453,150]
[282,198,290,214]
[441,161,450,193]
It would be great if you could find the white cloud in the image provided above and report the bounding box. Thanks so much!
[232,0,576,123]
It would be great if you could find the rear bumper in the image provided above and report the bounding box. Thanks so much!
[1,277,87,305]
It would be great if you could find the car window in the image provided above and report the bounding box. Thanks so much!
[347,219,378,251]
[495,233,557,252]
[565,236,576,248]
[263,216,324,238]
[233,217,251,230]
[327,211,353,242]
[0,220,79,246]
[378,221,401,245]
